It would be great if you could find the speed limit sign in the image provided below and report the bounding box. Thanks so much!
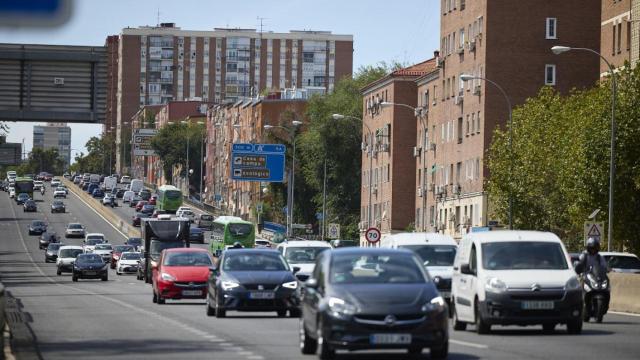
[365,227,381,244]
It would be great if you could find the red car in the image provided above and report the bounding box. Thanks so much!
[135,200,148,212]
[110,244,135,269]
[148,195,157,205]
[152,248,213,304]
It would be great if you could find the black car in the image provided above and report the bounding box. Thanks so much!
[39,231,60,250]
[16,193,30,204]
[139,190,151,201]
[45,243,65,263]
[92,188,104,198]
[82,182,90,191]
[299,248,449,359]
[28,220,48,235]
[189,227,205,244]
[125,237,143,250]
[51,200,66,213]
[114,188,125,199]
[72,253,108,282]
[23,199,37,212]
[206,249,300,318]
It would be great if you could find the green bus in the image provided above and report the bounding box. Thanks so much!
[156,185,183,213]
[210,216,255,255]
[14,177,34,198]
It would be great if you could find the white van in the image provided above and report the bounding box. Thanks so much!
[122,190,135,203]
[103,176,117,191]
[129,179,143,194]
[277,240,332,281]
[451,230,582,334]
[380,233,457,305]
[120,175,131,184]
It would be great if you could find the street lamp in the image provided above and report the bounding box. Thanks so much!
[460,73,513,230]
[551,45,616,251]
[109,126,116,175]
[263,121,302,237]
[180,121,191,194]
[197,120,205,204]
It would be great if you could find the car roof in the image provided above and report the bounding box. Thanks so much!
[328,247,415,256]
[464,230,561,244]
[278,240,331,248]
[164,247,209,253]
[224,248,279,255]
[600,252,639,258]
[86,233,104,237]
[59,245,83,250]
[381,232,457,246]
[67,223,82,226]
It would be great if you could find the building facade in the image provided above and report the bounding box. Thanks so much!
[601,0,631,73]
[359,60,437,245]
[107,23,353,173]
[412,0,601,240]
[0,136,22,166]
[32,123,71,169]
[631,0,640,65]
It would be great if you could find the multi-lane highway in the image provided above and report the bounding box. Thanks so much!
[1,184,640,360]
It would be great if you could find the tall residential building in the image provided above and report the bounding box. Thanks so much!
[412,0,600,239]
[107,23,353,172]
[33,123,71,168]
[602,0,631,73]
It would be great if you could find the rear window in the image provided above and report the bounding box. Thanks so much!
[200,215,213,220]
[399,245,457,267]
[606,256,640,269]
[481,241,568,270]
[330,253,426,284]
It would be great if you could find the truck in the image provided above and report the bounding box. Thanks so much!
[130,179,144,194]
[141,218,190,283]
[89,174,100,184]
[103,176,117,191]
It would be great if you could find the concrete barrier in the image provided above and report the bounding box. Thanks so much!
[609,272,640,314]
[63,179,140,238]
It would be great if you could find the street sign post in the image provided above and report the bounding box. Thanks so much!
[132,128,158,156]
[231,143,285,182]
[583,221,604,245]
[256,201,263,214]
[365,227,381,244]
[327,223,340,239]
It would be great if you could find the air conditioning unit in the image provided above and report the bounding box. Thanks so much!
[468,39,476,51]
[417,187,423,197]
[380,144,390,152]
[436,57,444,68]
[456,46,465,54]
[413,146,422,157]
[473,84,481,95]
[454,95,464,105]
[429,143,437,151]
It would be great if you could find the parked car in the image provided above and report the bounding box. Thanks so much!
[72,253,108,282]
[189,227,205,244]
[50,200,66,213]
[197,214,214,229]
[23,200,37,212]
[135,200,148,212]
[299,247,449,359]
[451,230,583,334]
[152,248,213,304]
[110,245,136,269]
[92,243,114,263]
[116,252,142,275]
[56,246,84,275]
[45,243,65,263]
[276,240,331,282]
[28,220,48,235]
[39,231,60,250]
[65,223,86,238]
[206,249,299,318]
[600,252,640,274]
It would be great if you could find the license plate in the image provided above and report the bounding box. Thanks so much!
[182,290,202,296]
[370,334,412,345]
[249,291,275,299]
[521,301,554,310]
[84,271,96,275]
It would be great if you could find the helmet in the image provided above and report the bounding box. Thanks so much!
[232,241,243,249]
[586,237,600,254]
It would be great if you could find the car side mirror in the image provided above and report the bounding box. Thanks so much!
[460,263,474,275]
[209,265,219,275]
[292,266,301,274]
[304,278,318,289]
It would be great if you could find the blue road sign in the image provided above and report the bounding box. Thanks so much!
[0,0,72,27]
[231,143,286,182]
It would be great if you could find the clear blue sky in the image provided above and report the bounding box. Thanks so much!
[0,0,440,160]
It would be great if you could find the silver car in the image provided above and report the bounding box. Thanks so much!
[65,223,86,238]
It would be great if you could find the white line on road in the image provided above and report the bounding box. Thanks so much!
[67,188,128,240]
[609,311,640,318]
[450,339,489,349]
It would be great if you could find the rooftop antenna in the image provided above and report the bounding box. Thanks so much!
[257,16,267,34]
[156,7,160,27]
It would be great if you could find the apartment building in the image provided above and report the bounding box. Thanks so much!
[415,0,600,239]
[107,23,353,173]
[32,123,72,169]
[359,59,437,245]
[205,95,307,220]
[602,0,631,73]
[630,0,640,64]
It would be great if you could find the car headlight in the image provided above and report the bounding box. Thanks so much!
[221,281,240,291]
[485,277,508,293]
[422,296,446,313]
[328,297,357,318]
[160,272,176,281]
[565,276,580,290]
[282,281,298,289]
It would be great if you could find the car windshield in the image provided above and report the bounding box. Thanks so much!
[77,254,103,263]
[223,253,288,271]
[121,253,141,260]
[68,224,82,229]
[53,201,63,206]
[31,221,45,226]
[47,244,62,251]
[329,253,426,284]
[85,239,104,245]
[127,238,142,245]
[285,247,329,264]
[606,256,640,269]
[163,252,212,266]
[94,244,112,250]
[165,190,181,200]
[228,223,252,236]
[114,245,134,252]
[149,241,184,256]
[399,245,457,267]
[59,249,83,258]
[481,241,568,270]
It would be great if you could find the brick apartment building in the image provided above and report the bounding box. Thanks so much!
[601,0,631,73]
[106,23,353,173]
[408,0,601,240]
[205,94,307,220]
[359,59,437,245]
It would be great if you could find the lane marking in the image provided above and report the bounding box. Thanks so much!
[609,311,640,318]
[450,339,489,349]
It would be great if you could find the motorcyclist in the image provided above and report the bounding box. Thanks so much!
[575,237,610,323]
[575,237,608,275]
[231,241,243,249]
[40,186,45,195]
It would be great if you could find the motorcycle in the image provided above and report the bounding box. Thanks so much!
[109,197,116,208]
[40,187,45,195]
[582,264,610,323]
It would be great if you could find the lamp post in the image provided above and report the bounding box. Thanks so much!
[109,126,116,175]
[197,121,205,204]
[180,121,190,194]
[460,74,513,230]
[332,114,373,241]
[264,121,302,238]
[551,45,616,251]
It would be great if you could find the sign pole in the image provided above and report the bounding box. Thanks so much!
[322,158,327,241]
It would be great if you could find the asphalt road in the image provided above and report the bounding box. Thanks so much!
[1,184,640,359]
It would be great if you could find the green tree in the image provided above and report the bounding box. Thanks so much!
[17,147,66,175]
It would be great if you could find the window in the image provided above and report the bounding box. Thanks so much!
[546,18,557,39]
[457,117,463,143]
[476,111,481,133]
[460,0,465,10]
[545,64,556,85]
[617,23,622,54]
[612,24,616,55]
[627,21,631,51]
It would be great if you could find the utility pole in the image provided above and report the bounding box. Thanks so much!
[322,159,327,240]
